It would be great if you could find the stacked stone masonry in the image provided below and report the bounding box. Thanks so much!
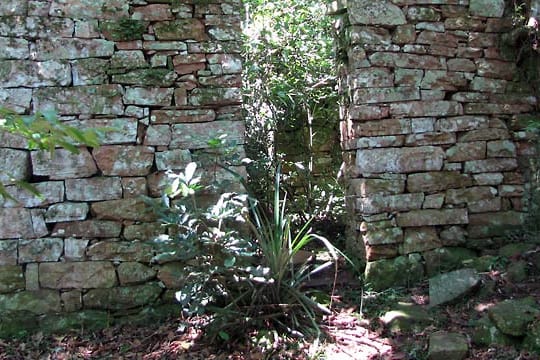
[333,0,537,289]
[0,0,243,332]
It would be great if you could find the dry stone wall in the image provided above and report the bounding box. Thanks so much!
[0,0,243,335]
[333,0,537,290]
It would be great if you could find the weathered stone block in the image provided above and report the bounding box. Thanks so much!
[446,142,486,162]
[364,254,424,290]
[0,88,32,113]
[31,148,97,179]
[189,88,241,106]
[154,19,206,41]
[83,283,161,310]
[435,116,489,132]
[151,109,216,124]
[464,158,517,173]
[65,177,122,201]
[486,140,516,157]
[39,261,117,289]
[61,291,82,312]
[370,52,446,70]
[64,238,88,261]
[25,263,39,291]
[118,262,157,285]
[470,77,507,93]
[0,240,17,265]
[407,171,472,193]
[397,209,468,227]
[0,209,47,239]
[49,0,129,19]
[145,125,172,146]
[91,198,156,222]
[348,0,406,25]
[405,132,456,146]
[353,118,411,137]
[357,193,424,215]
[0,181,65,209]
[0,265,24,293]
[93,146,154,176]
[112,69,177,87]
[132,4,173,20]
[86,241,153,262]
[34,39,114,60]
[19,238,63,263]
[446,183,495,202]
[348,178,405,197]
[123,223,163,241]
[0,290,61,314]
[110,50,147,69]
[33,85,124,115]
[0,1,28,15]
[349,68,393,88]
[45,203,89,223]
[171,120,245,149]
[71,58,108,85]
[469,0,505,18]
[363,227,403,246]
[123,87,173,106]
[0,148,30,185]
[356,146,444,174]
[122,177,148,198]
[458,128,510,142]
[66,118,138,145]
[349,26,391,45]
[52,220,121,238]
[390,101,463,117]
[353,86,420,104]
[0,37,29,59]
[156,149,192,170]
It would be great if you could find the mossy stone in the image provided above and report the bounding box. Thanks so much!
[100,19,146,41]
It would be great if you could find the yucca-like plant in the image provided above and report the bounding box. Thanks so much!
[154,162,339,339]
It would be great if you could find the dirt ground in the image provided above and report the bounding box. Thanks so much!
[1,270,539,359]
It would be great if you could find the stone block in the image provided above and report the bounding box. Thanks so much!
[469,0,505,18]
[0,88,32,113]
[61,291,82,312]
[151,109,216,124]
[349,68,393,88]
[446,142,486,162]
[71,58,108,85]
[19,238,63,263]
[112,69,177,87]
[486,140,516,157]
[91,198,157,222]
[401,227,441,254]
[397,209,468,227]
[390,101,462,117]
[0,240,17,265]
[93,146,154,176]
[405,132,456,146]
[357,193,424,215]
[121,177,148,198]
[395,69,423,87]
[348,178,405,197]
[447,58,476,72]
[83,283,161,310]
[52,220,121,238]
[171,120,245,149]
[25,263,39,291]
[66,118,138,145]
[424,247,477,276]
[0,37,29,59]
[0,0,28,15]
[349,26,391,45]
[0,148,29,185]
[49,0,129,19]
[464,158,517,173]
[118,262,156,285]
[132,4,173,20]
[86,241,153,262]
[124,87,173,106]
[445,186,497,205]
[0,290,61,314]
[0,181,65,209]
[33,85,124,115]
[469,197,502,213]
[370,52,446,70]
[364,254,424,290]
[145,125,172,146]
[362,227,403,246]
[65,177,122,201]
[0,265,24,293]
[476,59,516,80]
[407,171,472,193]
[207,54,242,74]
[428,331,469,360]
[352,118,411,137]
[189,88,241,106]
[356,146,444,174]
[458,128,511,142]
[64,238,88,261]
[154,19,206,41]
[39,261,117,289]
[45,203,89,223]
[435,116,489,132]
[123,223,163,241]
[110,50,147,69]
[0,209,47,239]
[348,0,406,25]
[155,149,192,170]
[353,86,420,104]
[34,38,114,60]
[31,148,97,179]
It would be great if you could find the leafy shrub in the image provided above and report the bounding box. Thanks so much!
[151,162,339,340]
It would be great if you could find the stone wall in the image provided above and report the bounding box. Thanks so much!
[333,0,537,290]
[0,0,243,335]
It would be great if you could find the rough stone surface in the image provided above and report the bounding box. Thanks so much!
[429,268,480,307]
[428,331,469,360]
[39,262,117,289]
[488,297,540,337]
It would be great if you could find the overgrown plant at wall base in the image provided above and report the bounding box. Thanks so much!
[151,162,339,340]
